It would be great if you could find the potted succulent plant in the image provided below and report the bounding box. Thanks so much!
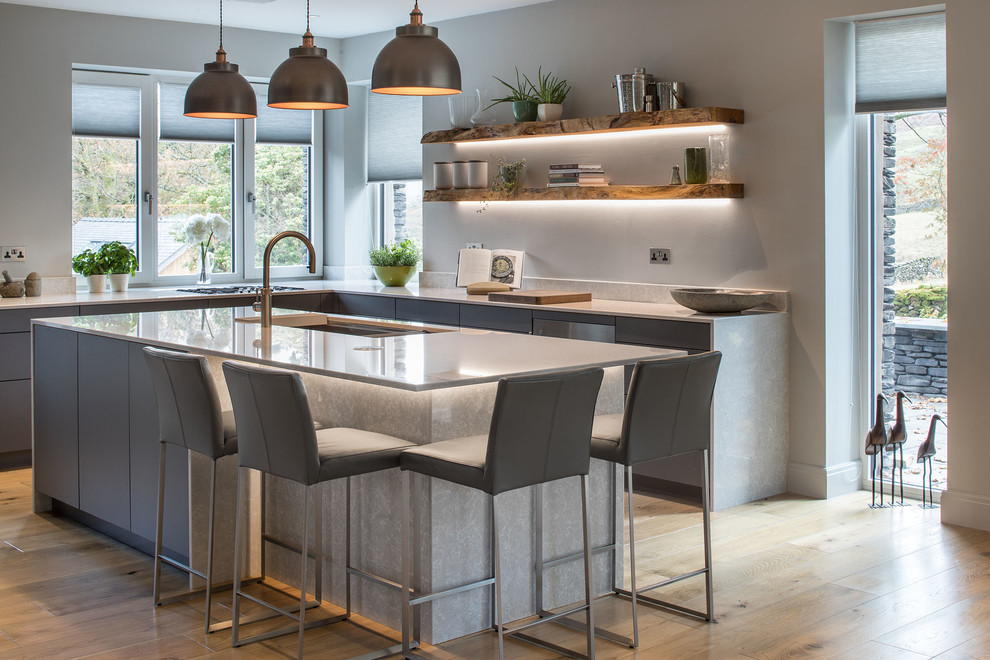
[97,241,139,292]
[488,67,539,123]
[72,248,111,293]
[526,67,571,122]
[369,239,421,287]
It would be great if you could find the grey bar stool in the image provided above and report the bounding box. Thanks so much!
[537,351,722,648]
[398,367,605,660]
[222,360,416,659]
[143,346,238,634]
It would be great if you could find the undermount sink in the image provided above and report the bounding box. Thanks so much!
[235,312,454,338]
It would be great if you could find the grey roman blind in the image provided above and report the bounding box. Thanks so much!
[855,12,946,113]
[253,84,313,145]
[159,82,235,142]
[72,83,141,138]
[367,90,422,182]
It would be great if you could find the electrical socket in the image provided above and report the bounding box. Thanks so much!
[1,246,26,262]
[650,248,671,264]
[466,242,484,249]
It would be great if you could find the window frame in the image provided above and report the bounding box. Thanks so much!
[71,69,324,287]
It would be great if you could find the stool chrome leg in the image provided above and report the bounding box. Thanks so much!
[625,465,638,648]
[701,448,714,620]
[231,465,246,648]
[400,470,412,656]
[581,474,596,660]
[297,483,310,659]
[204,458,218,633]
[153,442,166,607]
[345,475,352,617]
[493,493,504,660]
[314,482,323,604]
[534,483,544,615]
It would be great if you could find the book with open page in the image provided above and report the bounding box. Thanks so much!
[456,248,526,289]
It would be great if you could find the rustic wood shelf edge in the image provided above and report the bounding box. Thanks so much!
[423,183,744,202]
[422,107,744,144]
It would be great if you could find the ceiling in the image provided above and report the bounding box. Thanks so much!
[3,0,555,39]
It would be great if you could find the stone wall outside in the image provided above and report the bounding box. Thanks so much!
[891,319,948,396]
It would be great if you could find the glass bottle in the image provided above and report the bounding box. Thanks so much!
[470,88,497,127]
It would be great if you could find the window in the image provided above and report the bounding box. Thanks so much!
[71,70,322,285]
[367,90,423,259]
[856,12,948,499]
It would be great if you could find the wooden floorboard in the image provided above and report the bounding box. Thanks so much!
[1,467,989,659]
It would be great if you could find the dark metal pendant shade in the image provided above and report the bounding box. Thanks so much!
[268,32,348,110]
[185,49,258,119]
[372,2,461,96]
[184,0,257,119]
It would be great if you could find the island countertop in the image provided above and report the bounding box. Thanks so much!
[32,306,678,391]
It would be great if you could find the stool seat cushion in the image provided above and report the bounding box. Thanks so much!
[221,410,239,456]
[317,427,416,481]
[590,414,623,463]
[398,435,488,491]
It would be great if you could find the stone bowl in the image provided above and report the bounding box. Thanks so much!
[0,281,25,298]
[671,288,772,314]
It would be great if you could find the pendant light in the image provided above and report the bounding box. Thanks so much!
[184,0,258,118]
[268,0,348,110]
[371,1,461,96]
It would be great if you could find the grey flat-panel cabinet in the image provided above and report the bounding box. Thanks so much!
[395,299,460,326]
[128,342,188,554]
[0,380,30,454]
[336,293,396,319]
[33,325,79,506]
[77,334,131,530]
[459,304,532,333]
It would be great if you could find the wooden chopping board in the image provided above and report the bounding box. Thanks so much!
[487,290,592,305]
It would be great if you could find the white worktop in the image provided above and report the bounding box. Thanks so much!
[3,277,785,323]
[34,306,675,391]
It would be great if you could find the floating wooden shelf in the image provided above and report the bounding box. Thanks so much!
[422,107,744,144]
[423,183,743,202]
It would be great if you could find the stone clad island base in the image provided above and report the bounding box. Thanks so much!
[191,356,627,644]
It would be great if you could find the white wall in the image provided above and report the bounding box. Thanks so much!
[941,1,990,530]
[0,2,342,278]
[343,0,950,506]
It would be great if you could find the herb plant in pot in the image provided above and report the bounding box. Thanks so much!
[72,248,111,293]
[489,67,538,123]
[97,241,139,292]
[526,67,571,122]
[369,239,421,287]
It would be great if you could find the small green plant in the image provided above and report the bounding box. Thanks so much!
[894,284,947,319]
[369,239,421,267]
[487,67,538,108]
[96,241,138,276]
[478,157,526,213]
[72,248,110,277]
[525,67,570,105]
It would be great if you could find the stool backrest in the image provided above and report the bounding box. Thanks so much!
[620,351,722,465]
[143,346,227,459]
[483,367,604,496]
[222,361,320,485]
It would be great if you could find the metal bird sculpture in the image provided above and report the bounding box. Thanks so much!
[865,393,889,508]
[885,391,911,506]
[917,414,946,509]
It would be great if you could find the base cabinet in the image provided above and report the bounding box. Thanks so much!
[77,334,131,530]
[33,325,79,506]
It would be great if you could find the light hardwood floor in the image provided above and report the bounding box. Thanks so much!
[1,466,989,659]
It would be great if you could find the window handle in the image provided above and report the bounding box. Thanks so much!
[143,191,152,215]
[247,191,255,213]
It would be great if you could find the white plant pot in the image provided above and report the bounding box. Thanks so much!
[86,274,107,293]
[109,273,130,292]
[537,103,563,122]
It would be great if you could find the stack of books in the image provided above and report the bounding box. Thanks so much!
[547,163,607,187]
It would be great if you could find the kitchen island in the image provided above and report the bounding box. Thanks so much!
[31,306,676,643]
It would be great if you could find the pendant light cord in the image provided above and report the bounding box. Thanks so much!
[219,0,224,50]
[306,0,311,33]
